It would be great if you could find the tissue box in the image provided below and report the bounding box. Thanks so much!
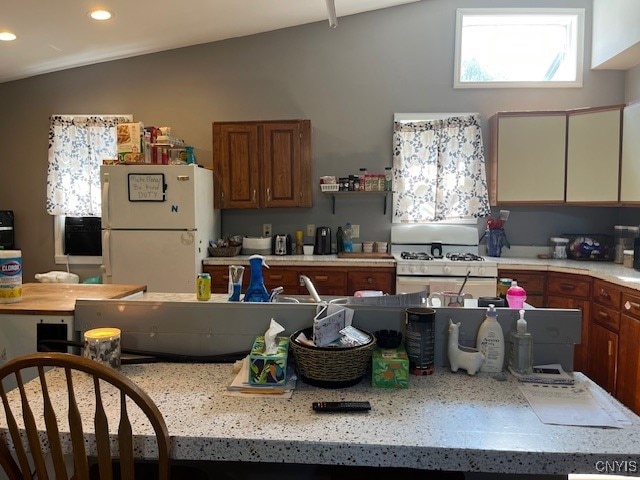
[249,336,289,385]
[372,346,409,389]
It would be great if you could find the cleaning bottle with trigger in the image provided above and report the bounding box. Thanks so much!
[243,255,270,302]
[509,309,533,374]
[476,304,505,373]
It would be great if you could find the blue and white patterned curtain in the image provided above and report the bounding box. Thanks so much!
[46,115,130,216]
[392,114,491,223]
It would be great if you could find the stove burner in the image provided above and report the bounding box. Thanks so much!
[446,252,484,262]
[400,251,434,260]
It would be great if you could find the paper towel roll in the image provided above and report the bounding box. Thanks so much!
[83,327,121,369]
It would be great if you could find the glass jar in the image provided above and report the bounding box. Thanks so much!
[614,226,640,264]
[550,237,569,259]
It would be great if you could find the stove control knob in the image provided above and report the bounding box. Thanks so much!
[420,266,429,273]
[478,267,485,276]
[443,266,451,274]
[410,266,418,273]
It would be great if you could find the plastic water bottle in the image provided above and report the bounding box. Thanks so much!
[506,281,527,309]
[343,223,353,252]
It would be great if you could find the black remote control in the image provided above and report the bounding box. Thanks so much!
[312,401,371,412]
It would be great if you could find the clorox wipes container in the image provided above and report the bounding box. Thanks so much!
[0,250,22,303]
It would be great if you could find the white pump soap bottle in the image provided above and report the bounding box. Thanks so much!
[476,304,505,373]
[509,309,534,374]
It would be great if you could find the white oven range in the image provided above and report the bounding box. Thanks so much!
[391,224,497,298]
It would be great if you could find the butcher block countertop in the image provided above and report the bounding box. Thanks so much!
[0,283,147,315]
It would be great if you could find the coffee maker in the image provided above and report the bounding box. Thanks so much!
[0,211,15,250]
[314,226,332,255]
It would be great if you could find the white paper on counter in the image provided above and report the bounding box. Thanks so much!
[519,380,629,428]
[313,304,354,347]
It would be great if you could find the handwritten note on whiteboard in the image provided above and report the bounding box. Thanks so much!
[128,173,165,202]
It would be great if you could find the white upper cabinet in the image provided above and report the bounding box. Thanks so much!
[490,113,566,204]
[490,105,623,206]
[621,102,640,203]
[566,107,622,203]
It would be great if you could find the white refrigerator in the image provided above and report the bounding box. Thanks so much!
[101,164,220,292]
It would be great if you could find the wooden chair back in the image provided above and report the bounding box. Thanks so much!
[0,352,170,480]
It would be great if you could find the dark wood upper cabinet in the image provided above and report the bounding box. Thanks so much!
[212,120,312,209]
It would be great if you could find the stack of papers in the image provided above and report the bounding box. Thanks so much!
[509,363,575,385]
[226,357,296,398]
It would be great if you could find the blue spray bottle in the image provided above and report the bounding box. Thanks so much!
[243,255,270,302]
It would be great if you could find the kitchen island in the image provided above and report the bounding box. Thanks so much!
[0,283,147,389]
[3,362,639,478]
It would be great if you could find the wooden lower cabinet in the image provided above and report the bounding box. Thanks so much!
[618,292,640,415]
[203,264,395,297]
[347,268,395,295]
[499,270,546,307]
[588,322,619,394]
[546,273,591,373]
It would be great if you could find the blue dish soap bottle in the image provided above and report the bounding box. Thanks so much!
[243,255,270,302]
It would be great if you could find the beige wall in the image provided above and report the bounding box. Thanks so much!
[627,64,640,102]
[0,0,631,282]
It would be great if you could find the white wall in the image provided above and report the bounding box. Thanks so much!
[592,0,640,69]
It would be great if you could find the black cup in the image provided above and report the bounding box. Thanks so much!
[405,307,436,375]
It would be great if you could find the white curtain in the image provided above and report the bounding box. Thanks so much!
[46,115,130,216]
[392,114,491,223]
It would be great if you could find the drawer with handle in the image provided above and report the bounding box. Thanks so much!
[591,302,620,332]
[622,292,640,321]
[547,274,591,299]
[592,279,622,309]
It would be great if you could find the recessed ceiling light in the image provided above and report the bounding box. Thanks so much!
[0,32,17,42]
[89,9,112,21]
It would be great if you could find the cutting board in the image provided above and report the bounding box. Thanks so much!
[337,252,393,259]
[0,283,147,315]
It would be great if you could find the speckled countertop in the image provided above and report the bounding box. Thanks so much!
[492,257,640,290]
[5,363,639,475]
[204,254,395,267]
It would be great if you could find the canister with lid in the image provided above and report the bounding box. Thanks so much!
[550,237,569,259]
[614,226,640,264]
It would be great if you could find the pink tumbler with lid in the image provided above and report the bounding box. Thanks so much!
[506,281,527,309]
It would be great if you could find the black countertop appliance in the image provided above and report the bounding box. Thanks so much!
[0,210,14,249]
[314,226,332,255]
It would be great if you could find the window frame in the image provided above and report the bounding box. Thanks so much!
[50,113,132,266]
[454,8,585,89]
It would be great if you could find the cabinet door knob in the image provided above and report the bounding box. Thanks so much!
[608,340,614,356]
[560,283,576,291]
[252,189,257,202]
[599,289,610,299]
[266,188,271,201]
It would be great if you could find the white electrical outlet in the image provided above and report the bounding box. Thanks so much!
[263,224,272,237]
[306,224,315,236]
[351,224,360,238]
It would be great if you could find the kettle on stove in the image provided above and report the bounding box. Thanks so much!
[314,227,332,255]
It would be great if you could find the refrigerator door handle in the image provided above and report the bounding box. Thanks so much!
[102,173,111,228]
[102,230,112,279]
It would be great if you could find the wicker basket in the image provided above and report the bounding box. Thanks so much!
[208,245,241,257]
[320,183,339,192]
[290,327,376,388]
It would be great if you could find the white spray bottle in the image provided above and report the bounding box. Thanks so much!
[476,304,505,373]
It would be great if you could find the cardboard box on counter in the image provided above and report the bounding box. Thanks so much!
[249,336,289,385]
[372,346,409,388]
